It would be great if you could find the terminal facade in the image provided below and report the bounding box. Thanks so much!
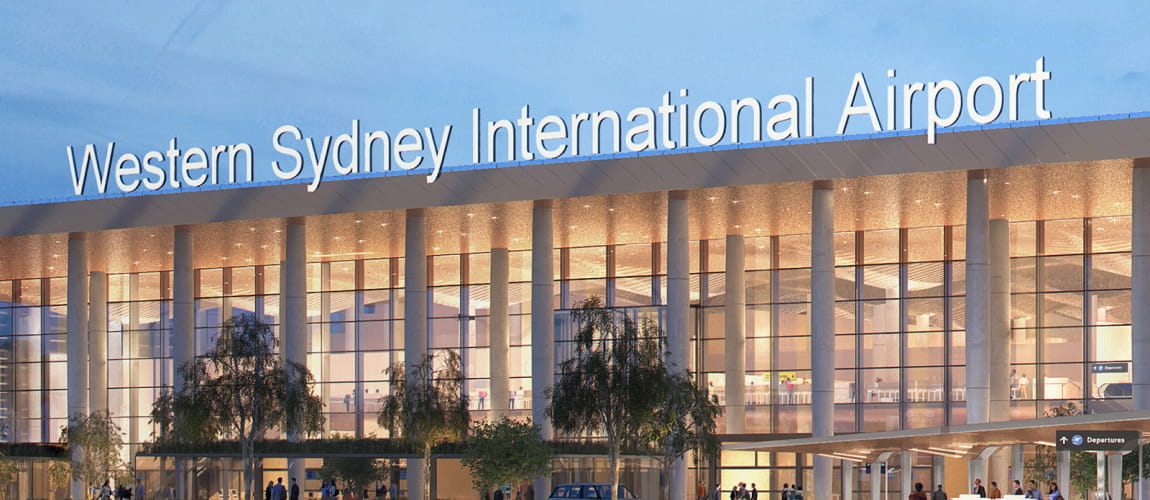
[2,115,1150,498]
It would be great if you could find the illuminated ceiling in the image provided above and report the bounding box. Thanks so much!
[0,159,1136,280]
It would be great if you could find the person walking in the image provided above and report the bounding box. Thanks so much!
[989,481,1002,499]
[792,485,803,500]
[972,478,986,498]
[909,482,928,500]
[320,480,331,500]
[376,481,386,500]
[697,481,707,500]
[390,481,399,500]
[1012,480,1023,496]
[1047,482,1063,500]
[780,483,789,500]
[750,483,758,500]
[266,480,275,500]
[730,484,739,500]
[931,484,948,500]
[135,482,145,500]
[712,483,722,500]
[290,477,300,500]
[100,480,113,500]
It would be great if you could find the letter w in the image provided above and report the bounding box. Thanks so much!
[66,143,115,195]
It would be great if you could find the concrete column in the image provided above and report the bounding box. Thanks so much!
[403,209,429,500]
[932,456,946,494]
[89,271,108,413]
[490,247,510,420]
[1010,446,1024,491]
[66,232,89,500]
[871,462,882,500]
[900,452,914,500]
[667,191,690,500]
[1136,160,1150,500]
[966,170,990,425]
[283,217,309,489]
[811,181,835,499]
[1109,453,1123,500]
[724,234,746,434]
[841,460,853,500]
[667,191,690,371]
[1133,159,1150,413]
[1057,450,1070,499]
[532,200,555,500]
[967,457,987,495]
[172,226,194,500]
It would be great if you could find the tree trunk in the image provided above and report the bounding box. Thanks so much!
[609,442,620,500]
[424,444,433,500]
[661,457,671,500]
[242,438,255,500]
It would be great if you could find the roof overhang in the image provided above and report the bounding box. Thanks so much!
[725,410,1150,462]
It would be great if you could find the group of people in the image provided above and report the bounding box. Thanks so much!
[375,481,400,499]
[263,477,300,500]
[95,480,146,500]
[969,478,1063,499]
[694,481,779,500]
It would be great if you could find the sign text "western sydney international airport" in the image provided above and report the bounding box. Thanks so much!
[67,58,1053,196]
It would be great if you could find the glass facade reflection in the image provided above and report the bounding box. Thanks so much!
[0,216,1133,443]
[0,156,1146,499]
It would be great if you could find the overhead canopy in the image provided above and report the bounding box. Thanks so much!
[725,410,1150,463]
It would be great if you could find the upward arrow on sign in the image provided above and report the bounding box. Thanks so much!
[1059,436,1068,445]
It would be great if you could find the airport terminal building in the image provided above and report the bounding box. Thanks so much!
[3,114,1150,498]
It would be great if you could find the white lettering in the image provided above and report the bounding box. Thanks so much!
[837,72,881,135]
[271,125,304,180]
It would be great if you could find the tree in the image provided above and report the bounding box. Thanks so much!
[643,371,722,500]
[546,297,671,500]
[155,314,325,500]
[320,457,388,499]
[59,410,126,490]
[47,460,70,500]
[0,425,22,500]
[462,418,553,500]
[379,350,470,500]
[0,456,19,500]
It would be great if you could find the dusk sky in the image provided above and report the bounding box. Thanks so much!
[2,2,1148,204]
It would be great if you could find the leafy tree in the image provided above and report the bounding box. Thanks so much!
[546,297,670,500]
[47,460,70,500]
[379,350,470,500]
[0,425,22,500]
[154,314,325,500]
[59,410,126,489]
[0,456,20,500]
[462,418,553,500]
[320,457,388,499]
[643,371,722,500]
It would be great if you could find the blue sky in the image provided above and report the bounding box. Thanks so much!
[2,2,1148,204]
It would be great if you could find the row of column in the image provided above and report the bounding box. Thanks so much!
[60,159,1150,499]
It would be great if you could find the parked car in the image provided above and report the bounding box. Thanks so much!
[549,483,640,499]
